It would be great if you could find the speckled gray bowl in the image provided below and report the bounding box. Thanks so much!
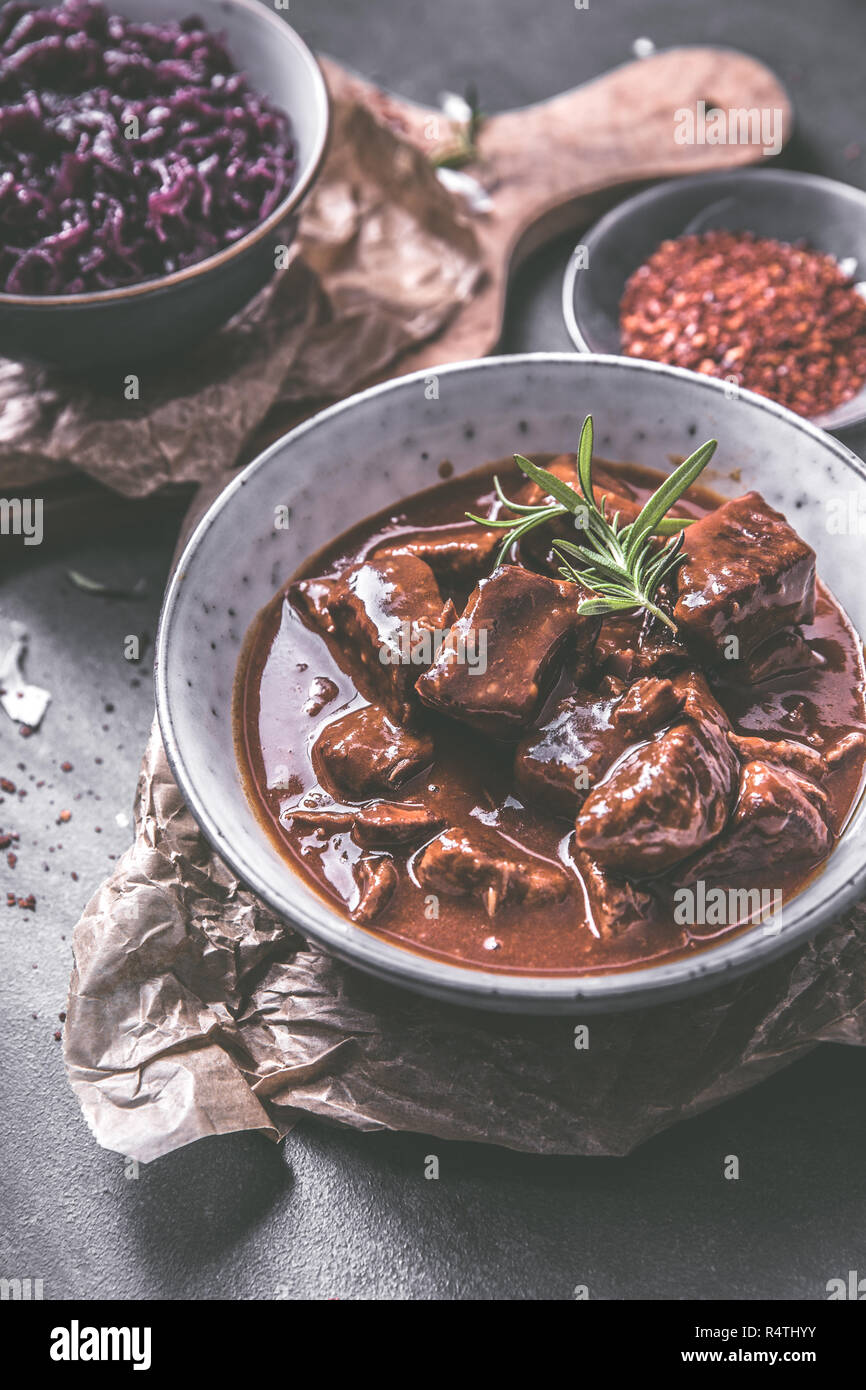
[155,354,866,1014]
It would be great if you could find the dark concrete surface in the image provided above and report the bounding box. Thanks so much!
[2,0,866,1301]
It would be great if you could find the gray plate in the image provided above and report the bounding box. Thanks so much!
[563,169,866,432]
[155,353,866,1014]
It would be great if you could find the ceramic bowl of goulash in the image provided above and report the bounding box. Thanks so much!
[155,354,866,1012]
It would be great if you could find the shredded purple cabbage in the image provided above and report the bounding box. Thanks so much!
[0,0,296,294]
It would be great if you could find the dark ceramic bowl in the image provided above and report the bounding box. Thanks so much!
[0,0,329,371]
[563,169,866,432]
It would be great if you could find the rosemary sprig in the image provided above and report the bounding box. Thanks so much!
[466,415,717,633]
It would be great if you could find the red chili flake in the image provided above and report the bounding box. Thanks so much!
[53,1030,62,1041]
[0,833,11,849]
[7,852,16,868]
[59,1011,66,1022]
[18,726,33,738]
[70,871,79,881]
[60,762,73,773]
[17,894,36,910]
[58,809,71,823]
[0,778,15,793]
[6,892,15,906]
[620,230,866,418]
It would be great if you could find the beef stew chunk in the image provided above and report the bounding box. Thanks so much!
[287,808,355,833]
[515,689,623,813]
[416,824,570,917]
[671,668,731,734]
[329,554,456,723]
[575,702,739,876]
[576,852,655,937]
[673,491,816,661]
[373,523,501,585]
[416,564,599,735]
[351,803,444,848]
[288,802,443,847]
[290,575,337,636]
[615,675,685,735]
[827,730,866,767]
[593,610,690,682]
[353,855,398,923]
[682,760,832,882]
[313,706,434,798]
[726,732,828,780]
[740,628,818,683]
[516,675,685,813]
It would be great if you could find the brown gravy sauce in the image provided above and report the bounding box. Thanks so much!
[234,457,866,975]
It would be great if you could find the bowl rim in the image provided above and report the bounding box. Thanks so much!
[155,352,866,1013]
[562,167,866,430]
[0,0,330,308]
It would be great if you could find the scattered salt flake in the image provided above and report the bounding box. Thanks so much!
[67,570,147,598]
[632,36,656,59]
[436,166,493,213]
[115,811,130,829]
[0,624,51,731]
[439,90,473,126]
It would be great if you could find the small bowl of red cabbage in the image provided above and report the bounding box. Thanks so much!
[0,0,329,369]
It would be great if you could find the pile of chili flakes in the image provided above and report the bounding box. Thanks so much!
[620,230,866,418]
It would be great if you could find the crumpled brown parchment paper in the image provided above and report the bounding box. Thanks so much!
[64,721,866,1164]
[0,92,482,497]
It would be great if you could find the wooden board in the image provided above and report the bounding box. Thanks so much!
[321,47,792,370]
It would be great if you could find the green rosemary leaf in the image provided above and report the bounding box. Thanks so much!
[654,515,696,535]
[492,476,554,515]
[513,455,583,513]
[554,541,632,586]
[467,414,716,632]
[623,438,717,559]
[577,596,645,617]
[577,414,595,506]
[464,511,522,529]
[490,512,551,566]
